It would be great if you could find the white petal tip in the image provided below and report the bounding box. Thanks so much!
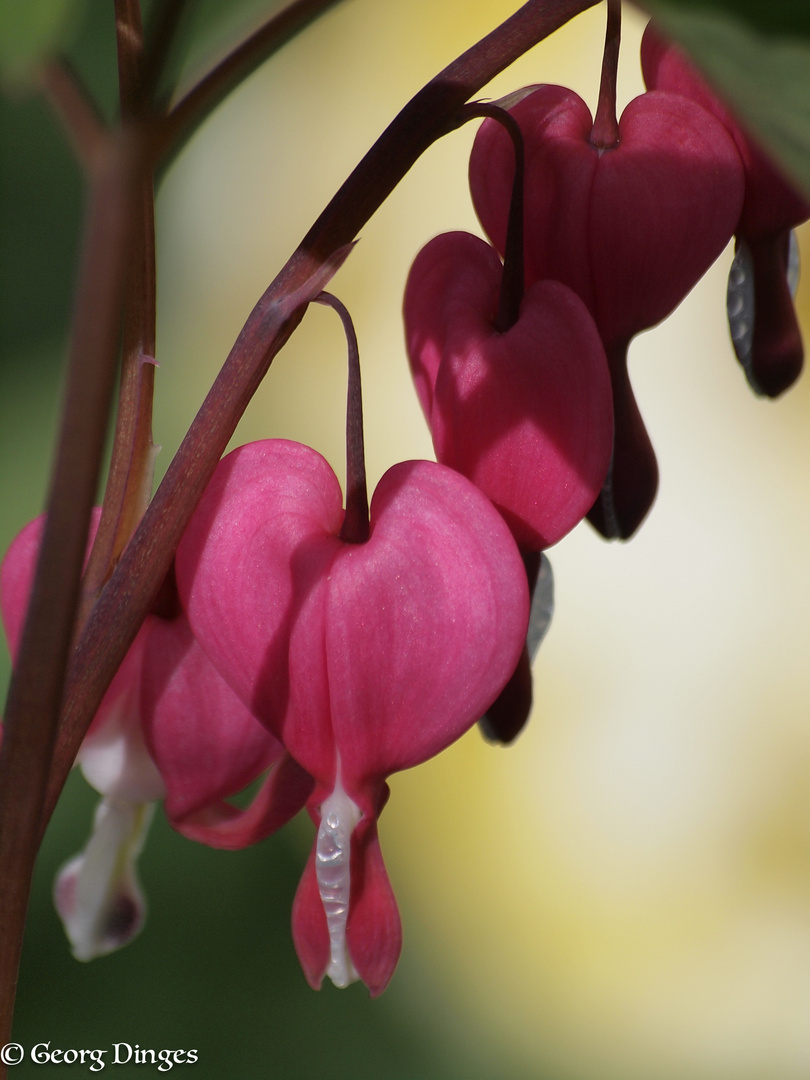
[54,798,154,961]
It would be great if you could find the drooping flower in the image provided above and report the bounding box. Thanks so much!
[404,229,613,552]
[469,82,745,536]
[641,22,809,397]
[175,438,529,994]
[0,512,311,960]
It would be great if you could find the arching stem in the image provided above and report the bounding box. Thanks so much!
[315,293,369,544]
[464,103,526,331]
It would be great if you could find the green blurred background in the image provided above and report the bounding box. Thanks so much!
[3,2,810,1077]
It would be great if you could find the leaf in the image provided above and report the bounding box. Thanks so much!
[0,0,86,86]
[638,0,810,199]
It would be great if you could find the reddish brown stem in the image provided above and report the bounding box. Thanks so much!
[81,1,157,616]
[591,0,621,150]
[115,0,148,118]
[0,129,142,1059]
[0,1,159,1057]
[464,103,526,332]
[316,293,369,544]
[141,0,192,108]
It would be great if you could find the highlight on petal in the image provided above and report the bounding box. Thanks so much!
[178,440,530,792]
[54,797,154,961]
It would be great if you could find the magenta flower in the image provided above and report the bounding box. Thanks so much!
[469,83,745,536]
[404,229,613,552]
[641,23,809,397]
[1,512,310,959]
[175,438,529,995]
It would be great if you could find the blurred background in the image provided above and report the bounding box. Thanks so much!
[2,1,810,1077]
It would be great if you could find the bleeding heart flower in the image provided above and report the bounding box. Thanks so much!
[0,512,310,960]
[641,22,809,397]
[404,229,613,552]
[175,438,529,995]
[469,82,745,536]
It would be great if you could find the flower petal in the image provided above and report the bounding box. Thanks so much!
[321,459,529,795]
[405,231,613,549]
[53,797,154,961]
[176,439,344,778]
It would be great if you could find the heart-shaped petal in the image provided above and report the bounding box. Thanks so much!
[177,440,529,803]
[469,83,745,345]
[404,231,613,550]
[640,24,810,240]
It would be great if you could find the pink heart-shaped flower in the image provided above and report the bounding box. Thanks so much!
[404,230,613,550]
[176,438,529,992]
[469,82,745,346]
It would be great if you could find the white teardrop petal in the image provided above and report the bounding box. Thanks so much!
[315,772,362,989]
[53,797,154,961]
[727,239,756,386]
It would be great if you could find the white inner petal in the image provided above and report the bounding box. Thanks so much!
[54,797,154,961]
[315,769,362,989]
[78,688,166,804]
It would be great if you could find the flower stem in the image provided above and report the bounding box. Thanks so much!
[464,104,526,332]
[316,293,369,544]
[591,0,621,150]
[0,129,142,1061]
[81,1,159,617]
[0,0,159,1054]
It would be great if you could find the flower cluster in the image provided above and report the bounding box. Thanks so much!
[2,10,806,1003]
[2,408,529,997]
[405,20,807,543]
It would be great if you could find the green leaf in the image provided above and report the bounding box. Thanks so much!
[638,0,810,200]
[0,0,86,85]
